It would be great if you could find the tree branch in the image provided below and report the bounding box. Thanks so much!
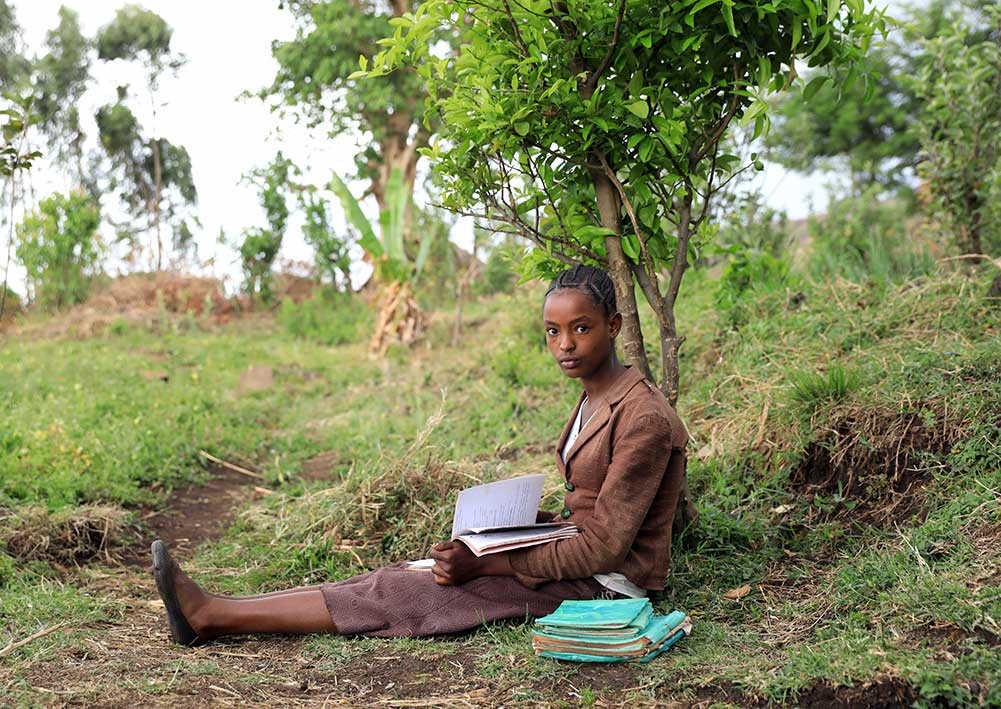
[585,0,626,94]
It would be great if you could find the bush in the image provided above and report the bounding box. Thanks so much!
[714,251,796,330]
[278,293,372,346]
[15,191,103,309]
[473,242,518,296]
[807,189,936,284]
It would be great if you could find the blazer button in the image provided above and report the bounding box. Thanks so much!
[561,507,571,519]
[564,481,575,491]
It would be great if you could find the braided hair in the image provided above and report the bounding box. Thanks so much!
[545,264,618,317]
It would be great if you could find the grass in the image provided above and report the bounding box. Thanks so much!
[0,263,998,706]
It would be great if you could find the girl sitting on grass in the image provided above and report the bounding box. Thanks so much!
[152,264,690,643]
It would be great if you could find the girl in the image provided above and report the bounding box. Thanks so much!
[153,264,689,644]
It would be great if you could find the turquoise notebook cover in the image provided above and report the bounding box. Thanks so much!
[538,627,688,663]
[535,610,687,648]
[534,598,652,629]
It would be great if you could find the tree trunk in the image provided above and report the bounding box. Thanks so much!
[151,137,163,271]
[655,198,692,408]
[590,162,653,381]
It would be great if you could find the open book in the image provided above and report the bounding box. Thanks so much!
[408,474,578,567]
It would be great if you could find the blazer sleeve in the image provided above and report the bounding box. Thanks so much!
[507,409,673,581]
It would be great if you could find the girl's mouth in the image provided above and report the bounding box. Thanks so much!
[559,358,581,369]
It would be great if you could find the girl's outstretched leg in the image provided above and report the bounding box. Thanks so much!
[151,540,336,645]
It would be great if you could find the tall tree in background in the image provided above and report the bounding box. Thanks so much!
[96,4,191,270]
[263,1,455,346]
[764,0,994,195]
[765,47,919,192]
[0,0,30,91]
[33,6,92,185]
[370,0,881,406]
[263,0,435,214]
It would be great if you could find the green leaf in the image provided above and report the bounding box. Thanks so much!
[803,74,829,100]
[329,173,382,260]
[625,100,649,119]
[826,0,839,23]
[722,1,737,37]
[514,121,530,136]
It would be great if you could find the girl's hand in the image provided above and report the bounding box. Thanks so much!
[430,540,481,585]
[430,541,515,585]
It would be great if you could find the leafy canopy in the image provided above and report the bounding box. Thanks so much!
[368,0,884,272]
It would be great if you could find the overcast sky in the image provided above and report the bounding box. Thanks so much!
[6,0,909,297]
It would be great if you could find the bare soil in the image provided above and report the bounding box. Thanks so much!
[120,463,261,566]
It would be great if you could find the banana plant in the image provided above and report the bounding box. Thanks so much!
[330,168,438,353]
[329,168,434,285]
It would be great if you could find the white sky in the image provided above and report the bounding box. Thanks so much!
[5,0,906,298]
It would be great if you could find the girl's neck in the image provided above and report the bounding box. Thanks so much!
[581,356,627,400]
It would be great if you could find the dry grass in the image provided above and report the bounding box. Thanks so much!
[1,504,131,564]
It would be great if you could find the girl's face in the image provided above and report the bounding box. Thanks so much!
[543,289,620,380]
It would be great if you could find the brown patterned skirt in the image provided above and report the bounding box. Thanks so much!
[320,564,603,638]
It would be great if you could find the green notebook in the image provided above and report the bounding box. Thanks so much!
[534,610,688,649]
[534,598,652,630]
[533,601,692,663]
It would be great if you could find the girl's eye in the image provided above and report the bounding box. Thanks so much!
[575,325,590,334]
[545,327,558,336]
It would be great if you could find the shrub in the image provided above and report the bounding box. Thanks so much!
[14,191,103,309]
[278,293,372,346]
[714,251,795,330]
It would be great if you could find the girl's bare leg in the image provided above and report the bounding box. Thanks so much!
[155,541,337,641]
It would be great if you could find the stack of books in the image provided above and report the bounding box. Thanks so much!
[532,598,692,663]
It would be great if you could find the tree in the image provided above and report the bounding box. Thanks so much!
[914,4,1001,257]
[764,0,994,194]
[298,190,353,292]
[765,47,919,191]
[96,5,191,270]
[263,1,455,346]
[33,6,92,183]
[15,191,103,309]
[1,93,43,322]
[263,0,437,214]
[369,0,881,406]
[95,98,197,265]
[0,0,30,91]
[239,153,294,303]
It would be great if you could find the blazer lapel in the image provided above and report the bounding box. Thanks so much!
[555,392,586,476]
[563,396,611,465]
[562,367,648,465]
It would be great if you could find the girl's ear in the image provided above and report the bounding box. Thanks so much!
[608,312,622,339]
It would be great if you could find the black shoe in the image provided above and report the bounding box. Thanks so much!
[151,539,205,647]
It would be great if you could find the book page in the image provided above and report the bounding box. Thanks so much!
[450,474,545,538]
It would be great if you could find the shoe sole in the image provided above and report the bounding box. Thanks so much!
[151,540,203,647]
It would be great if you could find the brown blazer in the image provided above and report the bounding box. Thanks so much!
[508,367,688,591]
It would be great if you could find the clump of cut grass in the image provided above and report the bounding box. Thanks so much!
[788,364,861,414]
[1,504,131,564]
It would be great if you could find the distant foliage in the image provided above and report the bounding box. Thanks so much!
[298,191,352,292]
[32,6,91,181]
[807,189,936,284]
[473,242,518,297]
[15,191,103,309]
[914,4,1001,256]
[240,153,294,303]
[715,251,795,330]
[278,294,372,346]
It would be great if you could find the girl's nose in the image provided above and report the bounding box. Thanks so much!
[559,336,574,352]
